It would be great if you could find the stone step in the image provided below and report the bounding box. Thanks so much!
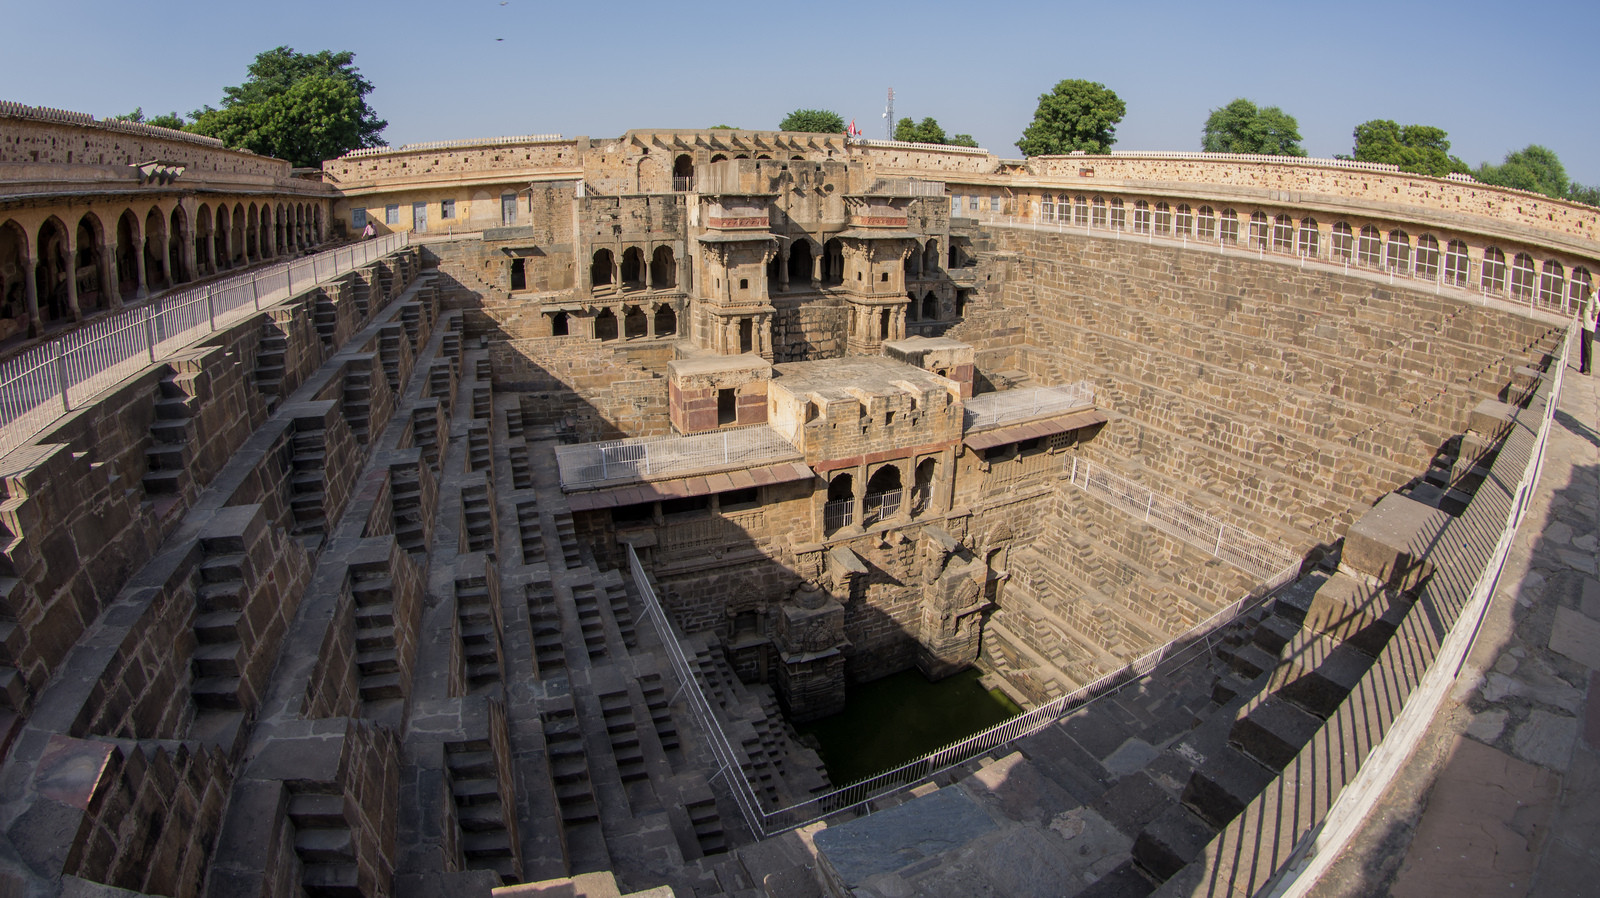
[142,467,186,496]
[359,672,403,702]
[287,793,346,828]
[194,610,242,644]
[192,675,242,710]
[1228,696,1322,770]
[461,830,514,858]
[192,642,242,678]
[294,826,355,864]
[451,777,500,804]
[301,862,362,898]
[1180,745,1277,829]
[355,649,398,676]
[1132,804,1216,884]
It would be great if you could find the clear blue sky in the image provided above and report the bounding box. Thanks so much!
[8,0,1599,186]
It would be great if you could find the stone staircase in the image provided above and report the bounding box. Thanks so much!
[254,323,288,411]
[142,371,195,498]
[351,564,403,705]
[455,570,503,694]
[288,786,361,897]
[190,546,251,711]
[446,738,521,882]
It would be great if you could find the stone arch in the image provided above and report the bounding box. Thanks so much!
[1481,247,1507,293]
[550,310,569,336]
[1154,201,1171,234]
[1357,225,1382,267]
[1510,252,1536,299]
[906,292,919,322]
[1175,203,1192,236]
[75,212,109,313]
[1091,196,1107,228]
[1331,222,1354,261]
[1385,229,1410,272]
[825,472,854,534]
[922,292,938,321]
[823,238,844,286]
[1197,206,1216,239]
[1569,268,1592,311]
[214,204,232,270]
[115,208,141,302]
[651,246,676,288]
[1443,238,1469,285]
[169,204,190,284]
[624,304,648,339]
[673,154,694,186]
[787,238,816,285]
[593,307,618,340]
[195,203,215,275]
[36,216,71,323]
[1133,199,1151,233]
[274,203,286,255]
[1539,259,1565,308]
[710,153,727,164]
[230,203,246,266]
[313,206,323,243]
[1219,209,1239,244]
[653,303,677,337]
[258,204,274,259]
[246,203,260,262]
[1249,211,1269,249]
[922,238,938,272]
[591,248,615,289]
[864,464,903,525]
[1297,218,1319,257]
[1271,214,1294,251]
[144,206,168,290]
[1109,198,1125,230]
[912,456,939,516]
[0,218,32,334]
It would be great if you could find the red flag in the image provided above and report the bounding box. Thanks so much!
[850,119,858,136]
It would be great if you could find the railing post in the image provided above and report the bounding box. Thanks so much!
[54,342,70,413]
[205,286,216,331]
[143,306,157,363]
[251,273,261,310]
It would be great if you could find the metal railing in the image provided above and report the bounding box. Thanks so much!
[823,498,854,533]
[555,425,802,488]
[1068,457,1302,580]
[862,489,902,526]
[963,382,1096,431]
[969,210,1581,321]
[626,541,1300,839]
[0,232,410,458]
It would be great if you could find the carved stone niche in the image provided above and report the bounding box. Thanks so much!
[915,524,992,680]
[774,580,850,722]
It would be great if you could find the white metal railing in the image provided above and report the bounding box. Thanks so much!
[849,137,991,156]
[555,425,802,488]
[0,232,410,458]
[1068,457,1302,580]
[963,382,1096,431]
[1271,321,1572,896]
[862,489,902,526]
[823,498,854,533]
[625,541,1300,839]
[970,211,1581,321]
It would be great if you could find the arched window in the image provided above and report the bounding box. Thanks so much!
[1272,214,1294,252]
[1357,226,1382,267]
[1132,200,1150,234]
[624,305,648,339]
[1174,204,1192,237]
[1218,209,1238,244]
[1385,230,1410,273]
[1539,260,1565,308]
[593,307,618,340]
[789,240,815,284]
[922,292,938,321]
[923,239,938,273]
[1108,199,1125,230]
[1442,239,1468,286]
[824,473,854,533]
[1197,206,1216,240]
[1073,196,1088,226]
[1510,253,1536,299]
[1091,197,1107,228]
[620,247,645,289]
[1248,211,1268,250]
[1154,202,1171,234]
[115,209,140,301]
[550,310,569,336]
[863,465,903,526]
[1297,218,1319,257]
[1040,196,1054,223]
[1481,247,1507,293]
[1569,268,1593,313]
[591,248,615,289]
[654,304,677,336]
[651,246,676,288]
[912,457,938,516]
[1414,236,1440,279]
[1331,223,1354,262]
[75,213,107,312]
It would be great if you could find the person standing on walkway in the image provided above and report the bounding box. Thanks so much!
[1581,288,1595,374]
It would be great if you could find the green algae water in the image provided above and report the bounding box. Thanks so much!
[797,668,1023,785]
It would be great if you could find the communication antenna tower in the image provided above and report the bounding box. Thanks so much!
[883,87,894,140]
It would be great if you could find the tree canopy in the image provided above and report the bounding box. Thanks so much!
[779,109,845,134]
[1200,99,1306,156]
[1016,80,1124,156]
[186,46,385,167]
[1350,120,1467,176]
[1474,145,1570,199]
[111,107,186,130]
[892,117,979,148]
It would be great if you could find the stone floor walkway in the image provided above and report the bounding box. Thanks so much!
[1312,350,1600,896]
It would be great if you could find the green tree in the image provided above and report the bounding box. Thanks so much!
[188,46,385,166]
[1016,80,1125,156]
[779,109,845,134]
[1474,145,1570,199]
[1350,120,1467,176]
[1567,182,1600,208]
[894,117,947,144]
[708,124,738,130]
[1201,99,1306,156]
[949,134,978,147]
[111,107,186,130]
